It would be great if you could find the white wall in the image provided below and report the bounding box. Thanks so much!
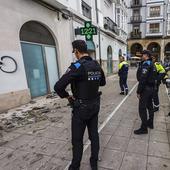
[0,0,73,94]
[100,32,126,61]
[101,0,114,20]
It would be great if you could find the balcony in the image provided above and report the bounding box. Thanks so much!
[130,15,142,23]
[104,17,119,35]
[146,0,164,4]
[131,1,142,8]
[130,31,142,39]
[149,13,162,18]
[146,30,163,37]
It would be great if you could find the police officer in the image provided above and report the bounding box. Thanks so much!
[54,40,106,170]
[118,56,129,95]
[152,56,166,112]
[134,50,157,134]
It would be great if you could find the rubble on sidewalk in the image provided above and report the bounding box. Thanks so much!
[0,93,69,133]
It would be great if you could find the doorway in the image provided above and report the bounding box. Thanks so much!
[20,21,59,98]
[107,46,113,74]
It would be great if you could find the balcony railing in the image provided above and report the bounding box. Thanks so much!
[146,30,163,36]
[130,31,142,39]
[104,17,119,35]
[131,1,142,8]
[146,0,164,4]
[149,13,162,18]
[130,15,142,23]
[149,30,160,33]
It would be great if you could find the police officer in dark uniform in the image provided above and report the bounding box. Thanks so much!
[54,40,106,170]
[134,50,157,134]
[152,56,166,112]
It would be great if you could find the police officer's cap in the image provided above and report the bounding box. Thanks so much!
[72,40,87,53]
[142,50,151,58]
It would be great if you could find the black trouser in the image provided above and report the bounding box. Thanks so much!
[153,84,160,108]
[139,86,154,129]
[70,98,100,169]
[119,76,128,92]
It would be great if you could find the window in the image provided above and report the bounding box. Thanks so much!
[133,9,140,16]
[117,15,120,27]
[149,23,160,33]
[134,0,140,5]
[150,6,160,17]
[116,0,120,4]
[104,0,112,7]
[133,25,140,34]
[82,1,91,19]
[168,4,170,13]
[167,19,170,34]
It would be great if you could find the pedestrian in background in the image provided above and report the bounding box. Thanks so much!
[54,40,106,170]
[152,56,166,112]
[118,56,129,95]
[134,50,157,134]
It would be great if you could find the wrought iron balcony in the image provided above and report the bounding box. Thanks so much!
[130,15,142,23]
[146,31,163,37]
[104,17,119,35]
[130,31,142,39]
[130,0,142,8]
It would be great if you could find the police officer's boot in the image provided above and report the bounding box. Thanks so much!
[134,127,148,135]
[90,158,98,170]
[153,106,159,112]
[90,164,98,170]
[120,91,124,95]
[125,89,128,95]
[68,165,79,170]
[147,119,154,129]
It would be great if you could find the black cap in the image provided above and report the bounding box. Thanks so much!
[72,40,87,53]
[142,50,151,58]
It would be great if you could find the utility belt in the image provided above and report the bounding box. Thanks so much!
[145,84,156,91]
[68,92,101,108]
[146,83,155,87]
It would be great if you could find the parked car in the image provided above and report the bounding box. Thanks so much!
[129,56,141,67]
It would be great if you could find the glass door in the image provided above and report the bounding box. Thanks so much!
[107,46,113,74]
[21,43,48,97]
[107,54,113,74]
[44,46,59,92]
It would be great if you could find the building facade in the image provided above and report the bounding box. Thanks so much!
[0,0,128,112]
[127,0,170,62]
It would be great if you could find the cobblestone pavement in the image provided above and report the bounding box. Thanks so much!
[0,68,170,170]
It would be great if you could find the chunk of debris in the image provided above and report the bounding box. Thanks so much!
[49,116,63,123]
[30,100,36,104]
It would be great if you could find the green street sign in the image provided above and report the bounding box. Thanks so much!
[80,21,97,41]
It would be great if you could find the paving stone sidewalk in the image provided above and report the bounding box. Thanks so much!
[0,69,170,170]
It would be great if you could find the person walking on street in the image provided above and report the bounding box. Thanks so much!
[54,40,106,170]
[118,56,129,95]
[134,50,157,134]
[152,56,166,112]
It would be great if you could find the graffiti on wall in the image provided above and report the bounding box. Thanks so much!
[0,56,17,73]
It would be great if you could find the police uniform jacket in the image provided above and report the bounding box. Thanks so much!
[154,62,166,84]
[118,61,129,77]
[137,60,157,94]
[54,56,106,100]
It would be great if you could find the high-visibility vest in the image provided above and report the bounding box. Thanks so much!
[118,61,129,70]
[155,62,165,74]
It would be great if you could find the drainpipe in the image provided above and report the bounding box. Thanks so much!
[98,29,102,66]
[95,0,102,66]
